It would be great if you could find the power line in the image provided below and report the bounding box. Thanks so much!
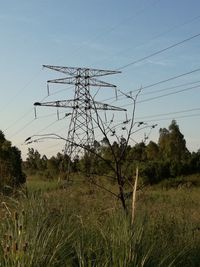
[8,67,200,141]
[135,107,200,120]
[145,13,200,44]
[15,122,67,149]
[29,106,200,125]
[25,104,200,156]
[5,13,200,139]
[8,119,36,139]
[56,0,161,62]
[34,120,59,135]
[138,84,200,104]
[92,0,161,41]
[28,112,200,157]
[129,67,200,93]
[107,81,200,104]
[29,81,200,129]
[3,108,34,132]
[117,32,200,70]
[8,8,200,157]
[0,69,42,113]
[10,69,200,140]
[143,113,200,123]
[48,85,74,97]
[120,84,200,107]
[3,0,149,116]
[36,111,66,120]
[10,28,200,149]
[18,83,200,155]
[5,0,150,131]
[100,66,200,103]
[1,1,162,139]
[100,13,200,68]
[139,80,200,96]
[3,95,49,132]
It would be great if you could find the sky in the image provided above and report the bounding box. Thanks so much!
[1,0,200,159]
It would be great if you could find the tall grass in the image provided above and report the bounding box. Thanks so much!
[0,179,200,266]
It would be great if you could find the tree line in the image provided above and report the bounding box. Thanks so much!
[0,131,26,192]
[24,120,200,184]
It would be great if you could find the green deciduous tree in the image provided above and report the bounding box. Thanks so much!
[159,120,189,161]
[0,130,26,190]
[146,141,159,161]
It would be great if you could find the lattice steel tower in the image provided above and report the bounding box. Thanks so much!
[34,65,126,174]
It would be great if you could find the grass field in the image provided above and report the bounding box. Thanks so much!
[0,175,200,266]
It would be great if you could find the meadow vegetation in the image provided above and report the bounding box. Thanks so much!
[0,120,200,266]
[0,176,200,266]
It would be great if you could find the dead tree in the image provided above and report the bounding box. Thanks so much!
[25,88,157,213]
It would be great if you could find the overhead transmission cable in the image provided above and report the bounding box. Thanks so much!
[35,80,200,121]
[16,68,200,141]
[13,66,200,142]
[100,13,200,67]
[4,95,50,139]
[4,95,49,132]
[40,110,200,156]
[137,83,200,104]
[3,0,161,138]
[22,18,200,155]
[1,0,148,117]
[13,18,200,146]
[55,0,161,62]
[139,80,200,96]
[100,67,200,103]
[8,119,36,139]
[4,8,200,137]
[136,107,200,120]
[108,80,200,107]
[9,13,200,138]
[143,113,200,123]
[0,69,42,113]
[119,84,200,108]
[117,31,200,70]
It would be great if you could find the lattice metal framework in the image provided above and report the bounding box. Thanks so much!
[34,65,126,162]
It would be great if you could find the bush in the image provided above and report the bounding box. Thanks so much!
[140,161,170,184]
[0,131,26,191]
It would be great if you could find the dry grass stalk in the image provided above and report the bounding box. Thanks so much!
[131,166,138,225]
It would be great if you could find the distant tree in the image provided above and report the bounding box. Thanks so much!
[159,120,189,161]
[0,130,6,143]
[25,148,42,171]
[47,156,59,174]
[146,141,159,161]
[128,142,147,162]
[40,155,48,170]
[189,150,200,173]
[0,131,26,190]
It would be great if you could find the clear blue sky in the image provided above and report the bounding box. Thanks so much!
[1,0,200,159]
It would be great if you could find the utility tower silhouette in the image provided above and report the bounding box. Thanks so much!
[34,65,126,176]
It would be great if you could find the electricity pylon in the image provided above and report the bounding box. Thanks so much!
[34,65,126,176]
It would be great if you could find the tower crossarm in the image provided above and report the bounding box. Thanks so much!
[34,100,76,109]
[34,99,126,112]
[93,101,127,111]
[90,78,117,87]
[43,65,121,77]
[47,77,117,88]
[47,77,76,85]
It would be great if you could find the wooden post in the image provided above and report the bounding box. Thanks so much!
[131,166,138,225]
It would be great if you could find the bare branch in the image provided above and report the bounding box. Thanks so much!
[91,98,119,166]
[118,88,142,162]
